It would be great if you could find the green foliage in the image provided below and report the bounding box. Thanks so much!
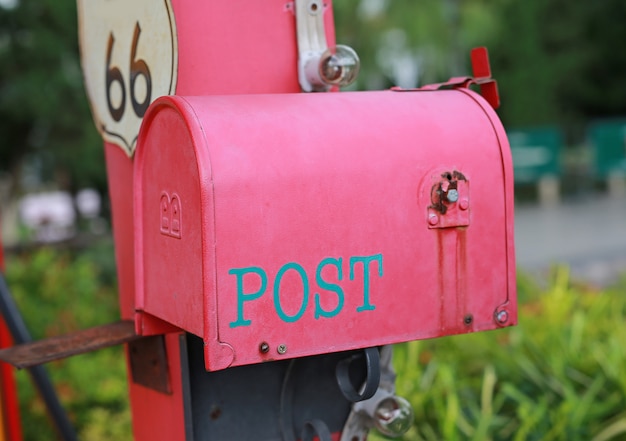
[0,0,105,193]
[334,0,626,132]
[6,248,626,440]
[370,267,626,441]
[5,247,131,441]
[486,0,626,128]
[334,0,498,89]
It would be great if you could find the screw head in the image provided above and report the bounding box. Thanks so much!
[463,314,473,326]
[496,310,509,325]
[428,213,439,226]
[277,344,287,355]
[459,198,469,210]
[259,342,270,354]
[446,189,459,203]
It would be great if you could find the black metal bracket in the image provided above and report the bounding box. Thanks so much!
[336,347,381,402]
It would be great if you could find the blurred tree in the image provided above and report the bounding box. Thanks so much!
[335,0,626,133]
[489,0,626,132]
[488,0,592,129]
[0,0,105,195]
[573,1,626,118]
[334,0,499,89]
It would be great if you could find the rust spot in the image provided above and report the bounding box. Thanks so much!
[0,320,140,369]
[437,231,445,329]
[449,170,467,182]
[210,406,222,420]
[457,229,469,330]
[429,170,465,214]
[129,335,172,395]
[430,182,447,214]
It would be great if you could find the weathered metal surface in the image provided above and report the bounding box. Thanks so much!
[0,320,139,368]
[134,88,516,372]
[129,334,172,394]
[181,334,367,441]
[427,171,471,229]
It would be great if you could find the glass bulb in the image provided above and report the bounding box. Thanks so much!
[373,396,414,438]
[318,45,360,87]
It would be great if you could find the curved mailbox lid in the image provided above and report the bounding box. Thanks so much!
[135,90,516,371]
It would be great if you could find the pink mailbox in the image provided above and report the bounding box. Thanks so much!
[134,88,516,371]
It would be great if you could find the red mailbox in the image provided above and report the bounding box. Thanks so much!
[134,88,516,371]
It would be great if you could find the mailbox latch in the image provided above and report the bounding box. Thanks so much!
[427,171,470,229]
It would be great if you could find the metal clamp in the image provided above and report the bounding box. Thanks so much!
[339,346,414,441]
[336,347,380,403]
[280,360,334,441]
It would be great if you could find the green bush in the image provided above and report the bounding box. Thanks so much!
[5,246,131,441]
[372,267,626,441]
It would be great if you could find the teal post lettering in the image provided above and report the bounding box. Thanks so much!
[229,267,267,328]
[314,257,345,319]
[349,254,383,312]
[274,263,309,323]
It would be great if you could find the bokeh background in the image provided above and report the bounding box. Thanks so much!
[0,0,625,439]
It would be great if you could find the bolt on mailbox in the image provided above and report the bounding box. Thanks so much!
[134,88,516,371]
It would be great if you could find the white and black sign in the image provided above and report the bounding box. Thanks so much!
[78,0,178,156]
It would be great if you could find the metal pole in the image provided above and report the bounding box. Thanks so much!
[0,273,77,441]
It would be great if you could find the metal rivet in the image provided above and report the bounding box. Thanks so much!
[308,1,320,14]
[259,342,270,354]
[428,214,439,226]
[459,198,469,211]
[463,314,473,326]
[496,310,509,324]
[277,344,288,355]
[446,189,459,203]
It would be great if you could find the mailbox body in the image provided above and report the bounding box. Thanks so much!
[135,89,516,371]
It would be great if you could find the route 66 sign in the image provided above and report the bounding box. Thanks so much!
[78,0,178,157]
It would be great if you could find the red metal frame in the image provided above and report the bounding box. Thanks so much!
[0,224,23,441]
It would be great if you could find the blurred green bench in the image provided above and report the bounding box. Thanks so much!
[508,127,563,205]
[588,119,626,197]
